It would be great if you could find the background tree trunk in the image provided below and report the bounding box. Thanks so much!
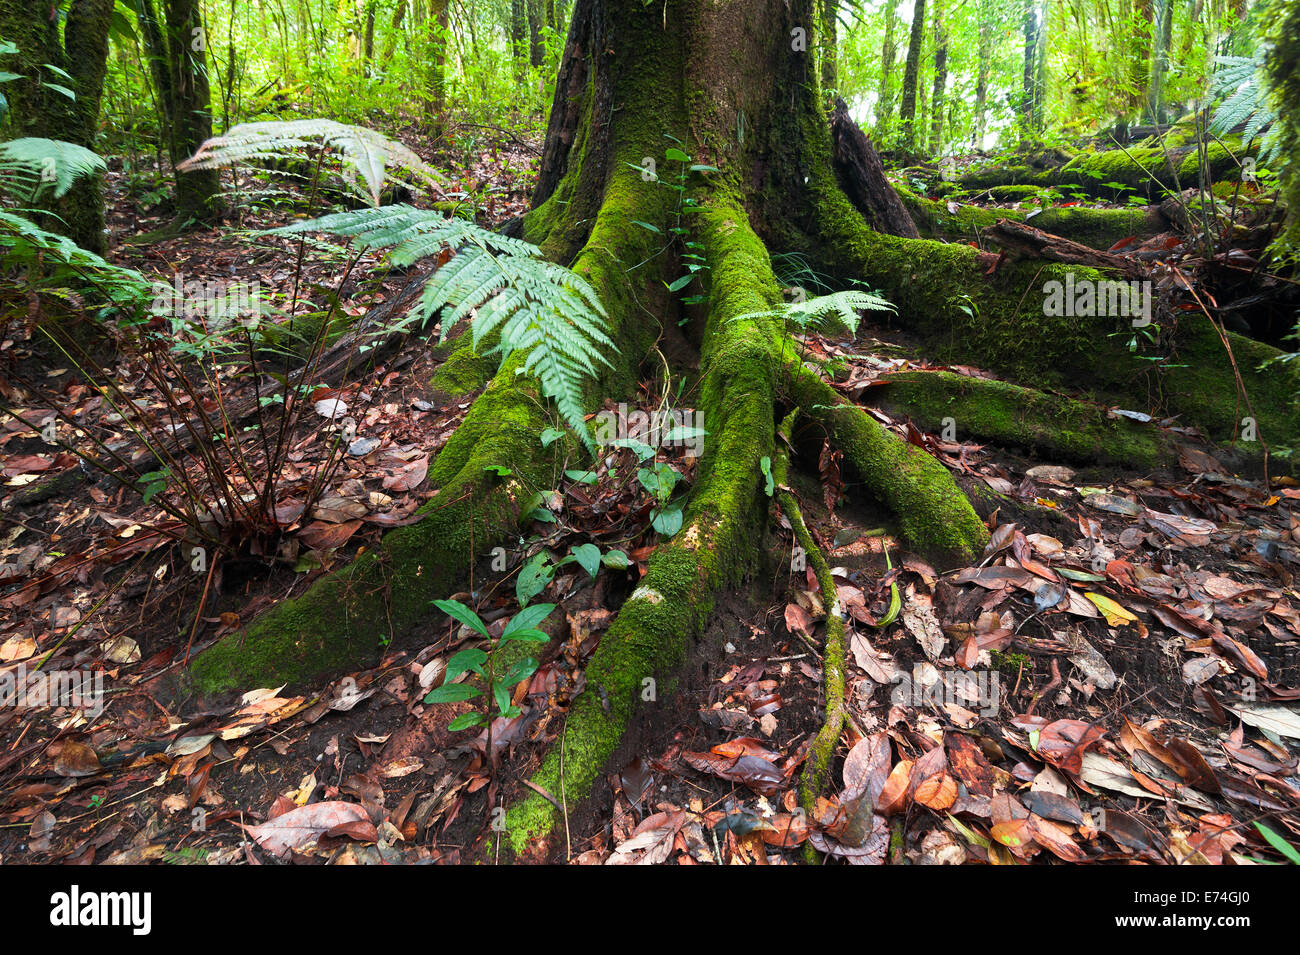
[928,0,948,153]
[162,0,221,223]
[0,0,115,253]
[874,0,900,138]
[899,0,926,152]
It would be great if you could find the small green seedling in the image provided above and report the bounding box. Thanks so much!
[424,599,555,732]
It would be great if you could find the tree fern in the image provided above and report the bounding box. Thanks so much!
[272,205,613,443]
[178,119,446,206]
[734,289,895,338]
[0,138,105,202]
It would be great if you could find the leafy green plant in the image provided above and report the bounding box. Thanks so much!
[177,119,446,206]
[734,289,895,337]
[629,138,718,315]
[270,204,612,445]
[424,600,555,735]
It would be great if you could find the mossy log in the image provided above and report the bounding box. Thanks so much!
[958,140,1248,200]
[897,183,1168,250]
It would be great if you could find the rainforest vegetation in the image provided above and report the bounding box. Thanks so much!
[1,0,1299,870]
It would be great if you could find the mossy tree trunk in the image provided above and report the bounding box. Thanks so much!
[137,0,222,224]
[190,0,1300,861]
[898,0,926,153]
[0,0,115,253]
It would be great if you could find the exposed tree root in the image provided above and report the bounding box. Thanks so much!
[869,369,1182,469]
[771,410,846,858]
[897,183,1167,249]
[799,173,1300,453]
[784,353,989,565]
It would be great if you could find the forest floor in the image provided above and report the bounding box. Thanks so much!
[0,131,1298,865]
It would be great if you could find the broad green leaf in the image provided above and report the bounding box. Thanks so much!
[504,603,555,637]
[431,599,489,638]
[447,712,485,731]
[444,647,488,680]
[571,542,601,579]
[424,682,482,703]
[516,552,554,607]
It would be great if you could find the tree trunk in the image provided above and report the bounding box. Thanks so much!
[974,0,991,145]
[899,0,926,152]
[163,0,221,223]
[510,0,527,81]
[426,0,450,133]
[0,0,115,253]
[1019,0,1041,135]
[189,0,1300,863]
[928,0,948,153]
[875,0,900,138]
[527,0,544,67]
[1149,0,1174,124]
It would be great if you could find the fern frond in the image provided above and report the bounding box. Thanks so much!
[0,138,105,201]
[271,205,613,445]
[733,289,895,337]
[178,119,446,206]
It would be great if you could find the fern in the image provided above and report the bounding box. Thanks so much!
[0,209,154,310]
[178,119,446,206]
[1209,52,1279,164]
[0,137,105,202]
[734,289,895,337]
[272,205,613,443]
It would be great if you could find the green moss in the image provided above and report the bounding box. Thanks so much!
[504,192,781,858]
[896,182,1163,248]
[874,369,1176,468]
[428,330,495,399]
[786,355,988,567]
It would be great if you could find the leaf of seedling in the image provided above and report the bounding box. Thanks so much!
[447,712,485,731]
[424,682,483,704]
[570,542,601,579]
[651,503,684,537]
[631,220,661,233]
[432,599,489,638]
[504,603,555,637]
[483,464,512,476]
[610,437,657,462]
[444,647,488,680]
[664,147,691,162]
[540,428,565,447]
[493,681,513,716]
[601,549,630,569]
[565,469,599,484]
[667,274,694,292]
[516,553,554,607]
[760,457,774,496]
[689,164,719,174]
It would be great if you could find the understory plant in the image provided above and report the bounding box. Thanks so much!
[424,600,556,740]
